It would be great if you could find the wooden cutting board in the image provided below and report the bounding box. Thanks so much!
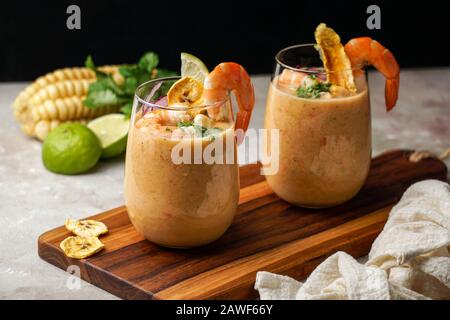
[38,150,447,300]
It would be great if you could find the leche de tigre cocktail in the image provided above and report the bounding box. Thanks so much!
[125,56,255,248]
[264,23,400,208]
[125,23,400,247]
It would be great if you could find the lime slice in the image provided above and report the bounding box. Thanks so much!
[181,52,209,84]
[87,113,130,159]
[42,123,102,175]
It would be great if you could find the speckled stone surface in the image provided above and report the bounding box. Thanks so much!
[0,69,448,299]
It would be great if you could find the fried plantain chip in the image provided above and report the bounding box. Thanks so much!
[330,85,353,98]
[314,23,356,93]
[65,218,108,238]
[167,76,203,106]
[60,236,104,259]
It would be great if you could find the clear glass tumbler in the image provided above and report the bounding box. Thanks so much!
[124,77,239,248]
[263,44,372,208]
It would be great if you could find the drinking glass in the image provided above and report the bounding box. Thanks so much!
[124,77,239,248]
[263,44,371,208]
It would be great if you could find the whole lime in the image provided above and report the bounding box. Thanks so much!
[42,123,102,175]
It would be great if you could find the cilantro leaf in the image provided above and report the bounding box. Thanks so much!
[85,55,109,79]
[123,77,138,96]
[138,52,159,73]
[177,121,193,127]
[297,77,331,99]
[120,102,133,117]
[83,51,175,116]
[84,90,125,108]
[155,68,178,78]
[85,55,96,71]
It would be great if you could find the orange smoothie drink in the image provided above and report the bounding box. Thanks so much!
[125,60,255,248]
[264,66,371,207]
[263,23,400,208]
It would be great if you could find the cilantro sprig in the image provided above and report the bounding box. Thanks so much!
[296,75,331,99]
[176,121,222,140]
[176,120,194,127]
[83,52,177,117]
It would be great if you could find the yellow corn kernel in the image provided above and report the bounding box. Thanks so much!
[33,96,84,121]
[13,82,42,120]
[49,67,95,83]
[31,96,121,122]
[98,65,123,85]
[28,79,92,108]
[20,121,35,137]
[112,72,124,86]
[34,120,52,141]
[98,65,119,74]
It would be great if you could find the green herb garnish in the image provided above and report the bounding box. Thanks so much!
[176,121,223,139]
[177,121,193,127]
[296,76,331,99]
[84,52,177,117]
[194,125,208,136]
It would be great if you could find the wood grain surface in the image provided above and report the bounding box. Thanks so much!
[38,150,447,300]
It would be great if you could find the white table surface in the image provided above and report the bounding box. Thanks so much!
[0,70,449,299]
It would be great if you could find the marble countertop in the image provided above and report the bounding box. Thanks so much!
[0,69,449,299]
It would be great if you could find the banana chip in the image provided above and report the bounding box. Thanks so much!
[330,85,353,98]
[314,23,356,93]
[167,76,203,106]
[60,236,104,259]
[65,218,108,238]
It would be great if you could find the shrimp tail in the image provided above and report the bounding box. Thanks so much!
[203,62,255,144]
[233,80,255,131]
[235,110,251,133]
[344,37,400,111]
[386,75,399,111]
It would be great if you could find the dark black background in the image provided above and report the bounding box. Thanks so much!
[0,0,448,81]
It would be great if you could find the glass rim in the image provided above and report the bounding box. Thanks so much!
[134,76,230,111]
[275,43,364,74]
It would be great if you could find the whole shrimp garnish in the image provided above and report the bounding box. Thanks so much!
[203,62,255,143]
[344,37,400,111]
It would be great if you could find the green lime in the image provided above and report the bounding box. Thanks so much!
[42,123,102,175]
[181,52,209,84]
[87,113,130,159]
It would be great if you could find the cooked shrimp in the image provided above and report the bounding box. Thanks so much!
[203,62,255,143]
[344,37,400,111]
[277,69,308,90]
[135,111,162,129]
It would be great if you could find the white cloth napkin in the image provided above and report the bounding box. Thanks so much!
[255,180,450,300]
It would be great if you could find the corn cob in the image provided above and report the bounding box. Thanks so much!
[13,67,96,120]
[13,66,123,141]
[28,79,92,113]
[31,96,120,122]
[13,66,120,118]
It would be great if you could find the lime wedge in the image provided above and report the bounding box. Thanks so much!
[87,113,130,159]
[181,52,209,84]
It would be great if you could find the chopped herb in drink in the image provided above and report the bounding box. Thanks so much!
[177,121,193,127]
[296,75,331,99]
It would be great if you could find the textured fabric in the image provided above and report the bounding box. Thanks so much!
[255,180,450,300]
